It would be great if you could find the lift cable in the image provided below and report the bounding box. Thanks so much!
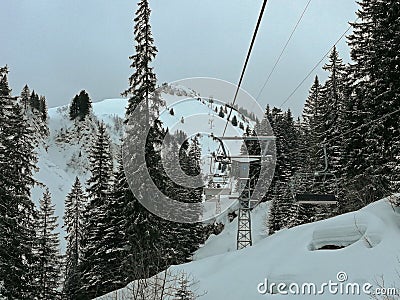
[256,0,312,101]
[222,0,269,137]
[279,17,359,108]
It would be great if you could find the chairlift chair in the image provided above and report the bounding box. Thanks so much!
[291,145,338,205]
[204,174,232,197]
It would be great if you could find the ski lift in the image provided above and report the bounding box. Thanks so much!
[291,145,338,205]
[204,134,275,201]
[204,174,231,197]
[210,134,275,164]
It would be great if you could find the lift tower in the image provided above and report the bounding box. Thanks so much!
[213,135,275,250]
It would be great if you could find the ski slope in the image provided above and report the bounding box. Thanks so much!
[97,197,400,299]
[31,85,252,251]
[34,85,400,299]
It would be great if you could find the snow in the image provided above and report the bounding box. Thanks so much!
[38,86,400,300]
[97,198,400,299]
[33,86,252,251]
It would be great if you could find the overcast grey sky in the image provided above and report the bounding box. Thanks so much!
[0,0,359,116]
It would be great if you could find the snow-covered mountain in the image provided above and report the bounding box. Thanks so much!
[97,197,400,300]
[31,84,400,299]
[31,84,253,250]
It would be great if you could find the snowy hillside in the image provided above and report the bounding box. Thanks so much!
[31,84,253,250]
[97,197,400,299]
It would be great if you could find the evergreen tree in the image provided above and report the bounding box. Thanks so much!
[157,134,204,267]
[0,96,38,298]
[79,122,113,298]
[63,177,86,299]
[343,0,400,209]
[301,76,324,172]
[321,46,347,174]
[99,156,129,291]
[265,108,298,233]
[0,71,11,96]
[39,95,48,122]
[120,0,168,288]
[35,189,62,300]
[20,84,30,112]
[181,136,204,255]
[231,115,238,126]
[69,90,92,121]
[30,90,40,112]
[122,0,160,122]
[78,90,92,120]
[69,95,79,120]
[218,106,225,118]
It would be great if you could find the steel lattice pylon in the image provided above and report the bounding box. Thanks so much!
[210,135,276,250]
[237,208,252,249]
[237,177,252,250]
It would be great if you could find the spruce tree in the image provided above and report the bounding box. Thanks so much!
[218,106,225,118]
[343,0,400,208]
[39,95,48,122]
[265,108,298,232]
[0,95,38,298]
[69,95,79,120]
[79,122,113,298]
[0,72,11,96]
[122,0,160,122]
[180,136,204,257]
[35,189,62,300]
[69,90,92,121]
[231,115,238,126]
[63,177,86,299]
[30,90,40,112]
[20,84,30,112]
[78,90,92,120]
[121,0,167,287]
[301,76,324,171]
[321,46,347,174]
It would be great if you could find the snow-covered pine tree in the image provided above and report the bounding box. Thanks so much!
[301,76,324,171]
[69,90,92,121]
[69,95,80,120]
[0,71,11,96]
[79,122,114,299]
[218,106,225,118]
[178,136,204,259]
[120,0,168,286]
[0,68,38,298]
[343,0,400,210]
[34,189,62,300]
[30,90,40,112]
[265,108,298,233]
[63,177,86,299]
[122,0,160,122]
[294,77,326,224]
[100,155,129,291]
[20,84,30,112]
[321,46,347,174]
[231,115,238,126]
[77,90,92,120]
[39,95,48,122]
